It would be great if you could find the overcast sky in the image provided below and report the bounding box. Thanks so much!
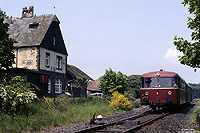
[1,0,200,83]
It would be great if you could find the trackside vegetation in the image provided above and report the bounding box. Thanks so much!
[0,74,140,132]
[0,94,142,132]
[109,91,133,111]
[0,76,39,115]
[0,76,115,132]
[0,97,115,132]
[192,104,200,131]
[99,68,140,111]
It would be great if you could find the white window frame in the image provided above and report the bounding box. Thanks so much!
[56,56,62,70]
[53,35,56,45]
[48,78,51,93]
[55,78,62,93]
[45,53,50,67]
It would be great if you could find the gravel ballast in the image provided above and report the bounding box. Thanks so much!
[135,102,198,133]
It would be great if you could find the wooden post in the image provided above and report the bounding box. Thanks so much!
[71,82,74,97]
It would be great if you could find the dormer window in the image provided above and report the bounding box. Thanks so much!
[29,22,39,29]
[53,35,56,45]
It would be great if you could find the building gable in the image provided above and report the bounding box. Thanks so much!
[40,21,68,55]
[7,14,67,56]
[7,7,68,97]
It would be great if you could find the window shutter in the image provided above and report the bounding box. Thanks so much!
[40,75,48,83]
[40,75,44,83]
[45,75,48,83]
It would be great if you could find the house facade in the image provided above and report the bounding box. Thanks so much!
[7,6,68,96]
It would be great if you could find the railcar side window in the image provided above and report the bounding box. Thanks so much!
[159,77,172,87]
[145,77,157,88]
[183,82,186,90]
[180,80,184,90]
[173,77,178,88]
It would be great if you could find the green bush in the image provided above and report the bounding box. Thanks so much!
[133,99,141,108]
[192,106,200,121]
[0,76,39,114]
[191,105,200,131]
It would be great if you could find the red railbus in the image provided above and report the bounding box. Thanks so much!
[140,70,192,109]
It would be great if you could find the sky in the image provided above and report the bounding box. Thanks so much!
[1,0,200,83]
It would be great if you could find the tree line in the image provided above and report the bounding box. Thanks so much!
[99,68,141,99]
[189,83,200,98]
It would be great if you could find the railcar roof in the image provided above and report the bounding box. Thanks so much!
[141,71,191,87]
[141,71,179,78]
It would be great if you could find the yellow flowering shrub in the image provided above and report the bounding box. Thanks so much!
[109,91,133,111]
[42,97,55,103]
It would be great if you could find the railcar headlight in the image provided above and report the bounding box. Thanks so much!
[168,91,172,95]
[145,91,149,96]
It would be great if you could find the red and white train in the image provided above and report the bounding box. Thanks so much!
[140,70,192,109]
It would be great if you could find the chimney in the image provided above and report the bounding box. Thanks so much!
[22,6,34,18]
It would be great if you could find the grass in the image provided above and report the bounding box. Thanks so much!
[0,97,116,132]
[0,97,140,132]
[191,101,200,131]
[132,99,141,108]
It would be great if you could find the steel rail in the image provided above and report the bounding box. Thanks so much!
[122,112,169,133]
[74,109,153,133]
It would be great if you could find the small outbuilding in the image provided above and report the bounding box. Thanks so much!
[87,79,102,97]
[66,65,93,97]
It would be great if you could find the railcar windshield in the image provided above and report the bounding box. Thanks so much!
[173,77,178,87]
[145,77,157,88]
[159,77,172,87]
[141,78,144,88]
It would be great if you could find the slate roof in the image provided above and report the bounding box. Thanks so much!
[6,14,59,48]
[67,65,93,81]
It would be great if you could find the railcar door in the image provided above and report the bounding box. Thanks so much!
[186,85,188,103]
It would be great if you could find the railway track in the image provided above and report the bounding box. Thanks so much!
[121,112,169,133]
[75,109,169,133]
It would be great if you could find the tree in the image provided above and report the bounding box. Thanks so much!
[99,68,128,96]
[125,75,141,99]
[74,77,88,88]
[174,0,200,70]
[74,77,88,97]
[0,9,16,81]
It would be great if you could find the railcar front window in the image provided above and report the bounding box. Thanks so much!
[145,77,157,88]
[173,77,178,87]
[141,78,144,88]
[159,77,172,87]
